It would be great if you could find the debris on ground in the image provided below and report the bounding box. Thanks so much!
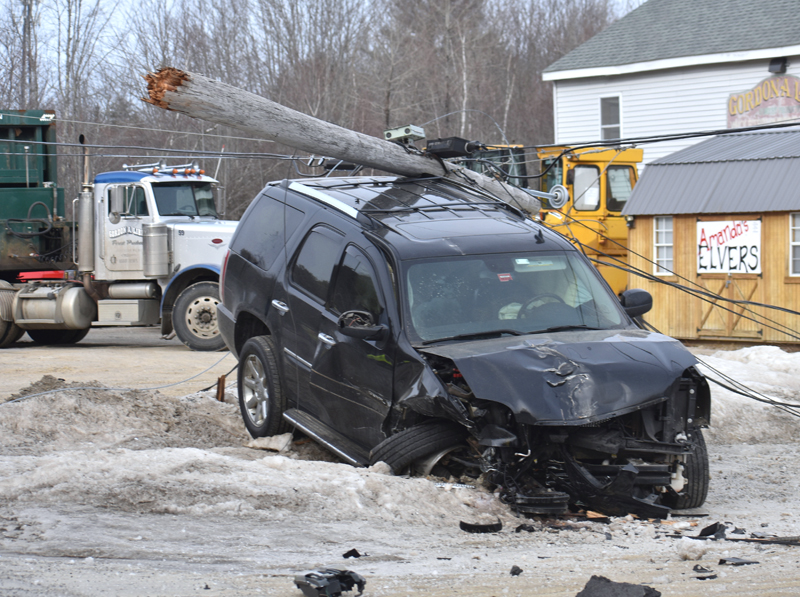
[719,557,759,566]
[574,575,661,596]
[342,549,364,559]
[459,519,503,533]
[293,569,365,597]
[510,565,523,576]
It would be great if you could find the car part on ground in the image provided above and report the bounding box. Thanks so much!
[294,569,366,597]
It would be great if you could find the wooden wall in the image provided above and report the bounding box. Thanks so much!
[626,212,800,343]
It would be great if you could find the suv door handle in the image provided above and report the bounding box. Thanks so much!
[318,333,336,347]
[271,300,289,315]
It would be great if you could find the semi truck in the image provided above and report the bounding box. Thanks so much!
[0,109,237,350]
[462,144,643,295]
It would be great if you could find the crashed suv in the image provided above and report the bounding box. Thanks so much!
[218,175,710,518]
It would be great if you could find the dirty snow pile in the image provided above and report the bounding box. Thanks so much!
[691,346,800,443]
[0,376,503,528]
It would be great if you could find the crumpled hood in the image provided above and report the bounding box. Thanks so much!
[420,329,698,426]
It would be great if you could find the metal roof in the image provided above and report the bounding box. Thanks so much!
[623,130,800,215]
[544,0,800,75]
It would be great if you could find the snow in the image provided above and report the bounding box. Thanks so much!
[1,346,800,595]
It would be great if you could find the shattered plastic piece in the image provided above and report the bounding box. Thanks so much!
[574,575,661,597]
[459,518,503,534]
[510,565,523,576]
[294,569,366,597]
[719,557,759,566]
[698,522,726,539]
[692,565,712,573]
[342,549,364,559]
[695,574,717,581]
[515,524,537,533]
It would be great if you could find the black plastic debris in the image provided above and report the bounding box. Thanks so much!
[460,519,503,534]
[604,532,613,541]
[294,569,366,597]
[515,524,537,533]
[695,574,717,581]
[692,565,712,573]
[698,522,726,539]
[342,549,365,559]
[510,565,523,576]
[719,557,759,566]
[574,575,661,597]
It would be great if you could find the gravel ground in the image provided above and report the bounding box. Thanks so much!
[1,330,799,596]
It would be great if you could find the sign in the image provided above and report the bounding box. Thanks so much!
[697,220,761,274]
[727,75,800,128]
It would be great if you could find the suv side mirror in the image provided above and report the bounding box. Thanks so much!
[337,310,387,341]
[620,289,653,318]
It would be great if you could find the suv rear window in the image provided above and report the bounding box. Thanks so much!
[231,195,304,269]
[291,227,343,302]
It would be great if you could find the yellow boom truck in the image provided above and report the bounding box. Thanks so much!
[462,144,643,296]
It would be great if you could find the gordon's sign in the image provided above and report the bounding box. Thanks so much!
[697,220,761,274]
[727,75,800,128]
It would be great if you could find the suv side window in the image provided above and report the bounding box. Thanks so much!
[330,246,384,318]
[231,195,304,270]
[291,227,343,302]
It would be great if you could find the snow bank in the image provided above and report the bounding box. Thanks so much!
[692,346,800,444]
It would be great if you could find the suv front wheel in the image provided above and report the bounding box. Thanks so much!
[238,335,288,438]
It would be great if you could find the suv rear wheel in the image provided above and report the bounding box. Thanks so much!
[238,335,288,438]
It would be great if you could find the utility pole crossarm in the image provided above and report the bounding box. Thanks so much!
[142,68,540,213]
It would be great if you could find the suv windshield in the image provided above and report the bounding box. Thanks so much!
[403,251,625,343]
[152,182,218,217]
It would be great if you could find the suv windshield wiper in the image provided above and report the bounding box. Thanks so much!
[528,324,602,334]
[421,329,523,345]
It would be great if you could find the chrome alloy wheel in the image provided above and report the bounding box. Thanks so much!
[242,353,269,426]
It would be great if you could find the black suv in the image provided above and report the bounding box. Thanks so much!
[218,175,710,518]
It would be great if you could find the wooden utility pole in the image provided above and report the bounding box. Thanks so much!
[143,68,540,213]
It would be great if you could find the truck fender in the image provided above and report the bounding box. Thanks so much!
[160,264,221,335]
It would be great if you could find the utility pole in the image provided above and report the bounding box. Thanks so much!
[143,68,541,214]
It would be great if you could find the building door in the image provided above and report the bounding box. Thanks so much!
[697,275,762,339]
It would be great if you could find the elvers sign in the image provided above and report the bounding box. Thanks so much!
[727,75,800,128]
[697,220,761,274]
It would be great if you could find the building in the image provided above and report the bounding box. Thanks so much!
[622,129,800,343]
[543,0,800,165]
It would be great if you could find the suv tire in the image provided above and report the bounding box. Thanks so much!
[369,420,467,474]
[238,335,288,438]
[174,282,225,351]
[665,428,709,510]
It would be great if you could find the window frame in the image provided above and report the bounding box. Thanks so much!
[572,165,601,211]
[328,244,385,319]
[289,225,344,304]
[600,96,621,141]
[654,216,674,276]
[791,213,800,276]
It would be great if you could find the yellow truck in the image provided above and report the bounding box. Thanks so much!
[464,144,643,295]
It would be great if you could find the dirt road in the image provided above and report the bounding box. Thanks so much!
[2,335,800,596]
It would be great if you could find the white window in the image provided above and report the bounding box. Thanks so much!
[792,213,800,276]
[654,216,673,275]
[600,97,620,140]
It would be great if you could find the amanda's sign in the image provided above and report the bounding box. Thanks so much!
[697,220,761,274]
[727,75,800,128]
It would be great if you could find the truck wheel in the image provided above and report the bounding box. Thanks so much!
[0,322,24,348]
[238,335,288,438]
[369,421,467,474]
[664,428,709,510]
[27,328,90,345]
[173,282,225,352]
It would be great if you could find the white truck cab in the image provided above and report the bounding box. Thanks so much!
[84,166,239,350]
